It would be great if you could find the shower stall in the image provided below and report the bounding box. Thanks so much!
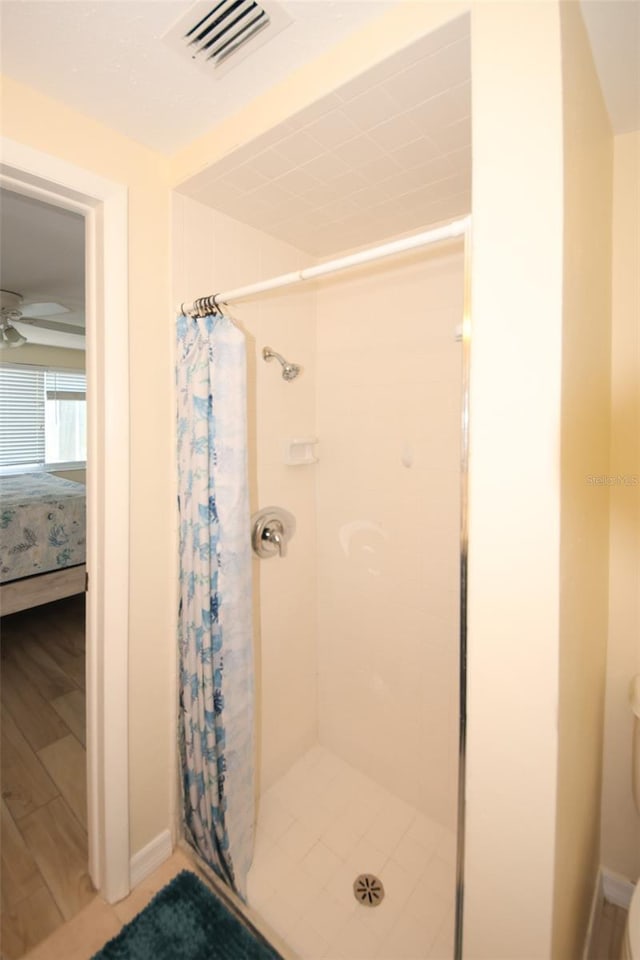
[173,15,470,960]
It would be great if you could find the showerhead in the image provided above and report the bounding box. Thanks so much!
[262,346,301,381]
[281,361,301,381]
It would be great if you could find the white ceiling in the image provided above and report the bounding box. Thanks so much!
[0,189,86,350]
[0,0,636,160]
[0,0,396,155]
[179,16,471,254]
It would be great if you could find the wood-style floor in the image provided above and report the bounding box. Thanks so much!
[1,595,91,959]
[591,898,628,960]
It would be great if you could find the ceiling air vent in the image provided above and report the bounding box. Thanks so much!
[164,0,292,76]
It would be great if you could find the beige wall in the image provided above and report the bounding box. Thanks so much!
[315,245,463,828]
[465,3,564,957]
[601,129,640,882]
[0,343,85,370]
[173,194,318,791]
[1,75,174,857]
[553,5,614,957]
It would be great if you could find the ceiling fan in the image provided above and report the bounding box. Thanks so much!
[0,289,84,348]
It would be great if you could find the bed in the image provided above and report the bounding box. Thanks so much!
[0,472,86,616]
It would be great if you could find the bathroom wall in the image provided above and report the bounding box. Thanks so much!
[172,193,318,791]
[315,244,463,828]
[601,129,640,882]
[553,5,613,958]
[465,4,564,957]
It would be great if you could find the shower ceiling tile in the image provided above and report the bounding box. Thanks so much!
[377,165,438,197]
[367,112,423,152]
[275,166,322,198]
[246,149,293,182]
[205,176,245,201]
[434,118,472,154]
[304,110,363,150]
[290,92,344,127]
[223,165,269,194]
[447,80,472,117]
[357,154,403,185]
[351,182,397,208]
[332,135,386,168]
[340,86,398,131]
[178,14,472,257]
[275,131,325,166]
[388,136,443,170]
[333,37,423,103]
[407,87,468,134]
[300,152,352,184]
[275,222,324,250]
[441,145,472,175]
[249,180,295,209]
[321,196,361,224]
[297,181,346,208]
[327,169,370,197]
[389,39,470,112]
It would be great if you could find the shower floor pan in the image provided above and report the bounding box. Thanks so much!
[247,745,456,959]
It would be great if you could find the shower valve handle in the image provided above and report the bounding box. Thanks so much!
[262,520,286,557]
[251,507,296,559]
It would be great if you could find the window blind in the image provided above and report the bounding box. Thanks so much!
[0,366,46,466]
[45,370,86,401]
[0,365,87,467]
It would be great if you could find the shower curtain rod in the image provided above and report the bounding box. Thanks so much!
[180,215,471,315]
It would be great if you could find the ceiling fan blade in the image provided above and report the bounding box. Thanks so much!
[20,301,71,318]
[16,317,84,335]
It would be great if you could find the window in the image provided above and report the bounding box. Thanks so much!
[0,364,86,470]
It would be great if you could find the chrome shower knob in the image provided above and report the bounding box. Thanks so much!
[251,507,296,559]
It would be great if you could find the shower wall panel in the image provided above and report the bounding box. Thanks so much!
[173,194,319,792]
[315,247,464,829]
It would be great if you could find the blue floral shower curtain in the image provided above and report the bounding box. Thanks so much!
[176,308,254,899]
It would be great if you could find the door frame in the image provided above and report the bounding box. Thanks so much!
[1,137,130,903]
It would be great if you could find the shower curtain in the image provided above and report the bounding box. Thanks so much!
[176,308,254,899]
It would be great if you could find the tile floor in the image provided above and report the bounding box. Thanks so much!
[247,745,457,960]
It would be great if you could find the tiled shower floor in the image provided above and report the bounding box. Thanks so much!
[247,746,456,960]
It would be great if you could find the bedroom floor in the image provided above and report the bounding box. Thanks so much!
[0,595,90,959]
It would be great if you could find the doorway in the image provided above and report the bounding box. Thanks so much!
[0,139,131,931]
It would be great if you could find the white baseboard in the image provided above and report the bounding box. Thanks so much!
[584,869,604,960]
[603,869,636,910]
[129,829,173,889]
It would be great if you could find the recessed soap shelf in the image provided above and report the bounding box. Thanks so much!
[284,438,318,465]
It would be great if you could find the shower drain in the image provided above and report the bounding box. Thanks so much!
[353,873,385,907]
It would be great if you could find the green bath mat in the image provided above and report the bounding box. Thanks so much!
[92,870,283,960]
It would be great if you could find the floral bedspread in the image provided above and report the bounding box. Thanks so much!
[0,473,86,583]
